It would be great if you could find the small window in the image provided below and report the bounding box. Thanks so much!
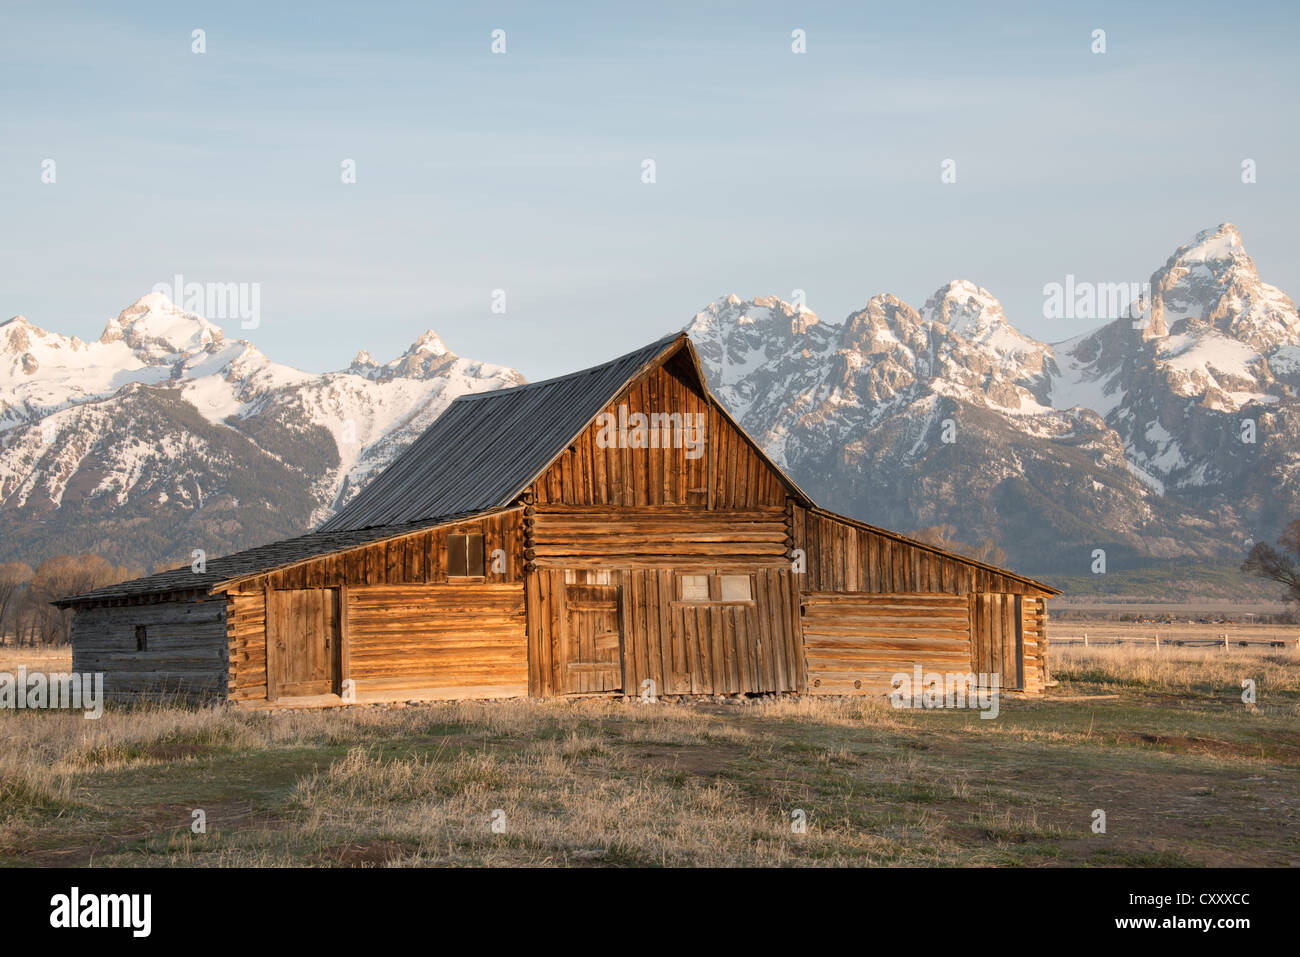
[720,575,752,602]
[680,575,709,602]
[135,625,148,652]
[447,533,485,577]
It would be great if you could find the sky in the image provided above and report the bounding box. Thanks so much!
[2,0,1298,381]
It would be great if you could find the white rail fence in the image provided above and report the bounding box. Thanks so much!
[1052,633,1299,650]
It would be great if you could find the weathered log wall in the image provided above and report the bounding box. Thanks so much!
[794,508,1053,695]
[226,511,525,703]
[970,593,1038,691]
[528,505,790,569]
[230,510,525,592]
[347,583,527,698]
[227,590,267,702]
[1021,596,1048,694]
[71,596,228,702]
[625,567,802,696]
[525,567,802,698]
[802,593,972,695]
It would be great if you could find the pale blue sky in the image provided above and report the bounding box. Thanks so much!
[2,1,1297,379]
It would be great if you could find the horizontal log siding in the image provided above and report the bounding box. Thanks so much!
[347,583,527,697]
[802,593,972,695]
[227,590,268,701]
[71,597,228,702]
[1021,596,1047,694]
[532,363,788,509]
[529,505,790,570]
[225,512,525,704]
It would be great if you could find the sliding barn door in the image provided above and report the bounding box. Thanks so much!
[561,584,623,694]
[267,588,339,699]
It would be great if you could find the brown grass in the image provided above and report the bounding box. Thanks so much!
[1,642,1297,866]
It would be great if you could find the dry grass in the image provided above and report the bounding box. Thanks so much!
[1052,642,1300,704]
[1,642,1297,866]
[0,645,71,672]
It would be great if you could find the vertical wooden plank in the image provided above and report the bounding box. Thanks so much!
[711,603,728,693]
[1039,599,1051,688]
[706,405,717,510]
[985,596,997,677]
[755,570,779,691]
[659,570,679,694]
[337,585,350,696]
[617,575,634,695]
[783,568,805,690]
[651,572,673,696]
[548,571,565,694]
[729,605,749,693]
[723,422,738,508]
[1013,594,1026,691]
[967,592,979,675]
[680,605,698,694]
[1001,594,1017,689]
[525,570,542,696]
[264,587,277,701]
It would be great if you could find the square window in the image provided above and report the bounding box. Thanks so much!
[720,575,751,601]
[680,575,709,602]
[448,534,485,577]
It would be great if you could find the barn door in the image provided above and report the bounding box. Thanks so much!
[561,584,623,694]
[668,572,775,695]
[970,594,1024,691]
[266,588,339,699]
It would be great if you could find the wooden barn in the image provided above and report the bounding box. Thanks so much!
[58,332,1059,707]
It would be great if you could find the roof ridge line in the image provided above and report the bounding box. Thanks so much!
[454,330,684,402]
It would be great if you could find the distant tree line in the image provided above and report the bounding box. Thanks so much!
[909,524,1008,567]
[0,555,142,647]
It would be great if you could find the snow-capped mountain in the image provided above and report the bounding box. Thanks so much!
[689,224,1300,574]
[0,295,522,569]
[3,223,1295,577]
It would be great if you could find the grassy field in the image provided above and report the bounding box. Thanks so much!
[1,644,1298,867]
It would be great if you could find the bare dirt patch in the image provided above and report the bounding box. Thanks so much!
[317,840,414,867]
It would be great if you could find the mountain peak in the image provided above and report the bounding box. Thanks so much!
[1174,222,1246,266]
[404,330,449,357]
[922,280,1009,338]
[1138,223,1298,349]
[690,295,820,338]
[100,293,224,360]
